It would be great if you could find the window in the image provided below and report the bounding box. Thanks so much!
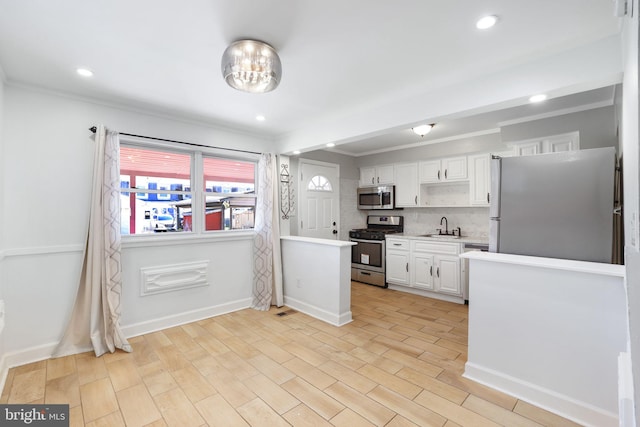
[307,175,333,191]
[119,144,256,235]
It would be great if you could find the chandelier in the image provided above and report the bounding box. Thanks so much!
[221,40,282,93]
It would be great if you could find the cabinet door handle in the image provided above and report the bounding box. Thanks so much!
[393,243,401,246]
[377,176,379,184]
[414,195,417,205]
[437,267,440,277]
[437,170,440,180]
[430,266,433,276]
[371,177,375,184]
[406,263,409,272]
[487,192,490,203]
[445,169,448,179]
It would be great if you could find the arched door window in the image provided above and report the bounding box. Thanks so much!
[307,175,333,192]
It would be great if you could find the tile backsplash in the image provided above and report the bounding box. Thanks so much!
[400,207,490,239]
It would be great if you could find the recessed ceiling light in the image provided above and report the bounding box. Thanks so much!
[326,143,336,148]
[293,150,301,155]
[529,94,547,103]
[476,15,498,30]
[256,115,266,121]
[76,68,94,77]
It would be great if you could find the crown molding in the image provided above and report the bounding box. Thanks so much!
[497,100,614,128]
[347,128,501,157]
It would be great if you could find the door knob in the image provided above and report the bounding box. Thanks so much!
[332,230,338,234]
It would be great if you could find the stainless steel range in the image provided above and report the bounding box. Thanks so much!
[350,215,404,287]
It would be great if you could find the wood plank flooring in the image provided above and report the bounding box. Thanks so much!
[1,282,582,426]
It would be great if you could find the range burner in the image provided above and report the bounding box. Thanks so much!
[349,215,404,240]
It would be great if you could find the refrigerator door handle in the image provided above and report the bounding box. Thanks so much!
[489,157,502,218]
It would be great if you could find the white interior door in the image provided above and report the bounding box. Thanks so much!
[299,160,340,239]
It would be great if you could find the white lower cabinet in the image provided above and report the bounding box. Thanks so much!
[386,250,410,285]
[411,253,434,290]
[386,237,463,302]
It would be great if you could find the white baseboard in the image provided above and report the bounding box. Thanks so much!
[387,284,464,304]
[283,296,352,326]
[0,298,252,390]
[122,298,252,338]
[463,362,618,427]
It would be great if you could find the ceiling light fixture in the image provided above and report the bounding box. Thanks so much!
[412,124,435,137]
[76,68,94,77]
[221,39,282,93]
[326,143,336,148]
[476,15,498,30]
[256,115,266,121]
[293,150,301,155]
[529,94,548,103]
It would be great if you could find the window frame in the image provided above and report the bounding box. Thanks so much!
[119,136,259,244]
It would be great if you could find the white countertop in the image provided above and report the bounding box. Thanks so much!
[461,250,625,277]
[387,233,489,245]
[281,236,356,247]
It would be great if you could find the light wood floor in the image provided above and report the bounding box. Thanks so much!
[1,282,581,427]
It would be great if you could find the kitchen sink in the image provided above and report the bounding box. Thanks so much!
[419,234,461,239]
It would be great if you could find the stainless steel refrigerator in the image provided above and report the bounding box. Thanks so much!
[489,147,617,263]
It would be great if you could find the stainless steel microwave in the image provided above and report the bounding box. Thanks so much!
[357,185,395,210]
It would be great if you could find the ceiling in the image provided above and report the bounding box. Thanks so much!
[0,1,623,156]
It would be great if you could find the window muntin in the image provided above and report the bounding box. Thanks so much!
[307,175,333,191]
[119,145,256,235]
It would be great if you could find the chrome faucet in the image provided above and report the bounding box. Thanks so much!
[439,216,448,235]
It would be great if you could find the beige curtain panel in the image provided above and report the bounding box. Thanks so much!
[252,153,284,310]
[53,125,132,357]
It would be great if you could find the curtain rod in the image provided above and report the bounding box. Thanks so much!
[88,126,261,155]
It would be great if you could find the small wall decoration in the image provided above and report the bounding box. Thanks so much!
[279,163,295,219]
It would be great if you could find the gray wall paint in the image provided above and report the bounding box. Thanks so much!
[356,132,505,167]
[501,106,617,150]
[289,105,619,239]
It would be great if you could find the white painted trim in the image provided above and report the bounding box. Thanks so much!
[497,100,614,127]
[0,232,255,257]
[0,298,252,383]
[5,80,276,143]
[280,236,356,247]
[387,284,464,304]
[464,362,618,427]
[283,296,352,326]
[461,251,626,277]
[121,298,252,338]
[298,158,341,178]
[3,244,84,258]
[348,128,502,157]
[140,260,209,296]
[123,230,254,249]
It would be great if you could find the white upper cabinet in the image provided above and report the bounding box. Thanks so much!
[360,164,394,186]
[509,132,580,156]
[394,162,419,207]
[468,153,491,206]
[419,156,467,183]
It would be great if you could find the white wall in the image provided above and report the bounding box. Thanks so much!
[0,68,6,381]
[1,85,271,364]
[619,0,640,419]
